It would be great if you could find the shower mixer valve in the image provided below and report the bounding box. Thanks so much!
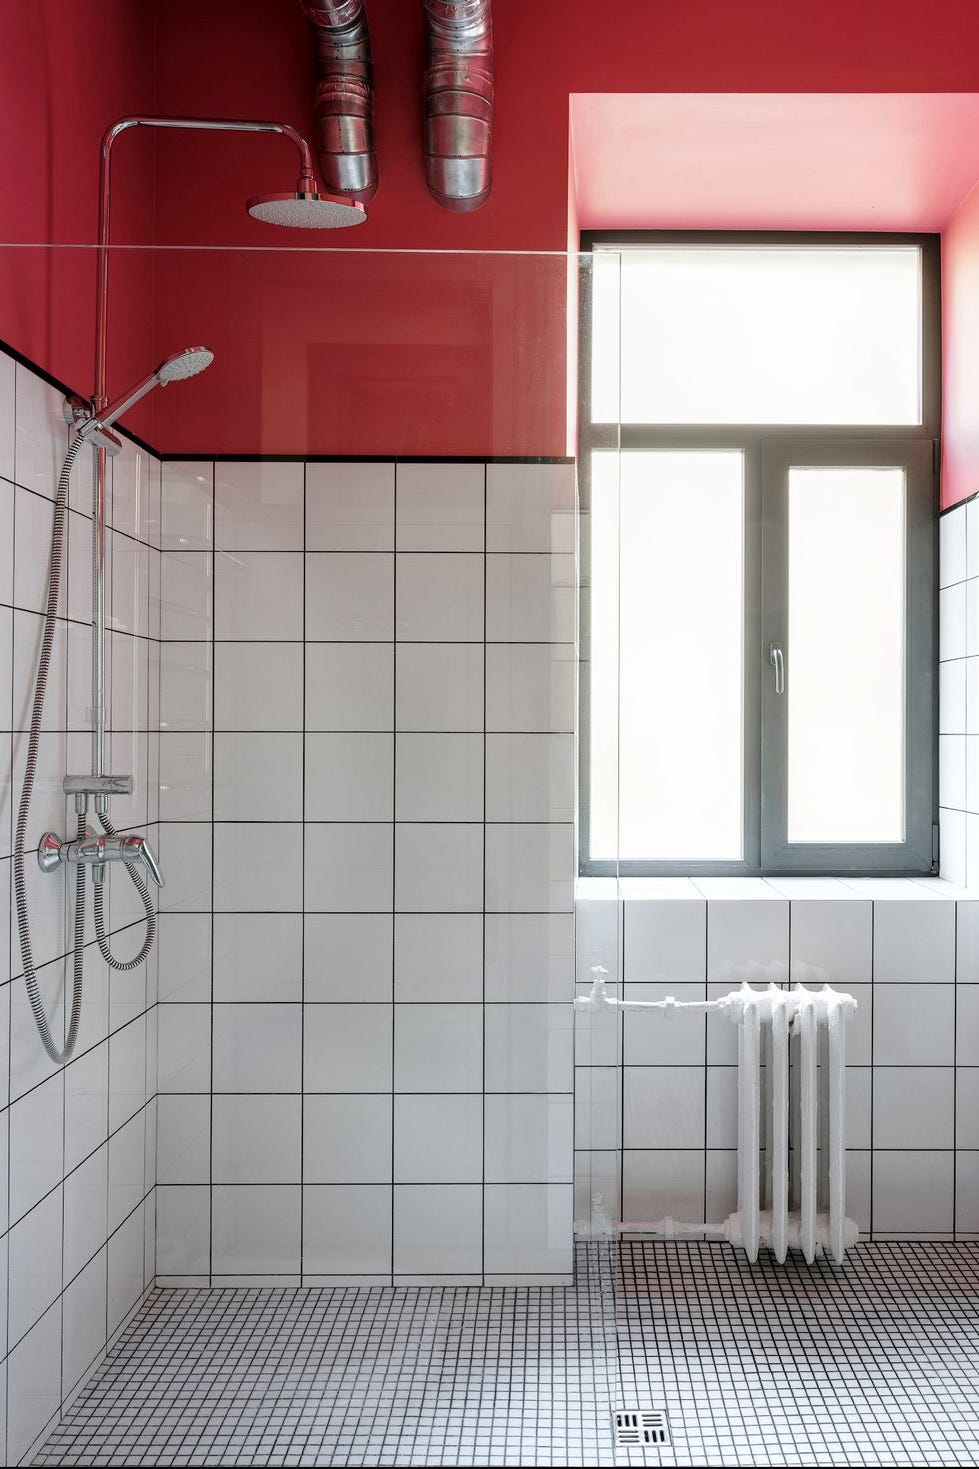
[37,829,165,887]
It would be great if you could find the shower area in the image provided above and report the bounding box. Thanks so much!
[3,3,979,1463]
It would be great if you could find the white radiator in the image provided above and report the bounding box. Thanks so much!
[575,974,859,1265]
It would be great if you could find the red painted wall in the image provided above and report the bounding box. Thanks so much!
[943,182,979,507]
[147,0,979,456]
[0,4,158,418]
[7,2,979,459]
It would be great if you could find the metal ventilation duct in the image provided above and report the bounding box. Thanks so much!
[422,0,494,211]
[300,0,378,202]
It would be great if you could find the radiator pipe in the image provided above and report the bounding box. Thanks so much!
[300,0,378,202]
[422,0,493,211]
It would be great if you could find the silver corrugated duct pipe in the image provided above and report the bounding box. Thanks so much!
[422,0,494,211]
[300,0,378,202]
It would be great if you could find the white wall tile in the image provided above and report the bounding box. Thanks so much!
[873,901,955,982]
[214,551,303,641]
[65,1041,109,1173]
[213,1004,302,1092]
[940,734,967,809]
[485,914,574,1002]
[395,644,483,731]
[214,461,303,551]
[213,643,302,731]
[394,913,483,1001]
[306,463,394,551]
[393,1184,482,1275]
[485,643,576,733]
[395,463,484,551]
[212,1096,302,1183]
[873,1151,954,1235]
[213,913,301,1002]
[157,1094,210,1184]
[213,1181,301,1275]
[306,733,393,820]
[484,1004,573,1093]
[303,1004,393,1092]
[161,462,213,550]
[486,553,576,642]
[63,1145,108,1282]
[159,730,212,820]
[306,643,393,731]
[213,732,301,820]
[303,914,392,1001]
[302,1185,391,1275]
[940,504,967,587]
[623,1067,705,1149]
[874,983,955,1063]
[6,1302,62,1464]
[483,1184,573,1276]
[158,822,212,912]
[394,1004,482,1093]
[107,1207,145,1336]
[706,897,789,985]
[61,1248,107,1397]
[789,899,873,986]
[160,551,212,641]
[212,1185,301,1273]
[485,733,575,822]
[214,821,302,910]
[957,985,979,1062]
[157,1003,211,1092]
[9,1071,64,1223]
[395,734,483,821]
[8,1188,62,1346]
[940,582,967,662]
[623,898,705,984]
[395,823,483,912]
[485,1094,573,1183]
[396,554,484,641]
[622,1151,706,1225]
[873,1067,954,1148]
[304,822,393,912]
[486,463,576,554]
[305,553,393,639]
[940,658,967,734]
[303,1096,392,1183]
[623,984,706,1066]
[394,1094,482,1182]
[156,1186,211,1275]
[484,824,574,912]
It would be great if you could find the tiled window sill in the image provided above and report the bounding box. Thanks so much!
[576,875,970,902]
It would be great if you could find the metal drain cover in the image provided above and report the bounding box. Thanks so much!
[613,1409,670,1449]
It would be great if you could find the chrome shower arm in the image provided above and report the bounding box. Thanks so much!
[95,114,317,406]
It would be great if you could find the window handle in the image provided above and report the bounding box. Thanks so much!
[769,642,785,695]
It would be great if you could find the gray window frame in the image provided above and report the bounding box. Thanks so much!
[578,231,940,878]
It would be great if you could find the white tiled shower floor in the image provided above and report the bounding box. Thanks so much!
[33,1242,979,1467]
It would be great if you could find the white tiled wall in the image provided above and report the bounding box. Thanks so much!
[0,347,159,1462]
[154,458,577,1287]
[575,879,978,1242]
[939,497,979,886]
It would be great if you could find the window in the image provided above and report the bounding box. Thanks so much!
[581,235,938,875]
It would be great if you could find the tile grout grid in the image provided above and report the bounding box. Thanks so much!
[33,1239,979,1466]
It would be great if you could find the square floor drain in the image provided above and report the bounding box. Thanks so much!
[613,1409,671,1449]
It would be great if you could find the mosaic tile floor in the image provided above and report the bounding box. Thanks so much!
[34,1241,979,1466]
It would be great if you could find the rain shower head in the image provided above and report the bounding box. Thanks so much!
[159,346,215,383]
[246,189,367,229]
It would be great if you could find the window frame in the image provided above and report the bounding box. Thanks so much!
[578,230,940,878]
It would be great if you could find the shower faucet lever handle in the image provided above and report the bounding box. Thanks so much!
[129,834,165,888]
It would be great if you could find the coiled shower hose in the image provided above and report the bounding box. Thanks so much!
[14,436,157,1066]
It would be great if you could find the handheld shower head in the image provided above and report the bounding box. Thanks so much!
[159,346,215,383]
[67,345,216,450]
[247,189,367,229]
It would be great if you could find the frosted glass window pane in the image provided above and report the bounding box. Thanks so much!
[590,451,744,861]
[594,246,921,425]
[787,467,906,844]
